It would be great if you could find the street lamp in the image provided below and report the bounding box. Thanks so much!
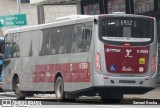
[17,0,21,14]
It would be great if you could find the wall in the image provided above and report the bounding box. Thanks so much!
[0,0,77,35]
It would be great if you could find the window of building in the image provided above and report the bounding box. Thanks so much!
[133,0,154,14]
[108,0,126,14]
[83,3,100,15]
[159,0,160,9]
[21,0,30,3]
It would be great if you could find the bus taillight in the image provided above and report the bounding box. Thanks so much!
[124,43,130,46]
[151,55,156,73]
[96,52,101,72]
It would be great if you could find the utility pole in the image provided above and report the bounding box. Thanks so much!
[37,5,45,24]
[17,0,21,14]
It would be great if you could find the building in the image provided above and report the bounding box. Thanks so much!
[0,0,77,35]
[31,0,160,20]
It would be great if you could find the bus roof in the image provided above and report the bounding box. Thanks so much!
[5,14,155,35]
[5,14,95,35]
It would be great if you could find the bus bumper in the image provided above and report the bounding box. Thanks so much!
[103,76,157,88]
[92,73,157,92]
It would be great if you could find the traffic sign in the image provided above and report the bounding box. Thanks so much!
[0,14,27,27]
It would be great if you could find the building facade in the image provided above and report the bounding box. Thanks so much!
[80,0,159,17]
[0,0,77,35]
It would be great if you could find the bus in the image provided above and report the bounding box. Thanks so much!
[2,14,158,101]
[0,37,4,92]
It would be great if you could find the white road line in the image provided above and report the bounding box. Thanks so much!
[96,105,135,108]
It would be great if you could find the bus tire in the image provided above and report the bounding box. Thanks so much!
[15,78,26,100]
[55,76,65,101]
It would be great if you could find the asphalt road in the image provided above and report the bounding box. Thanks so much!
[0,87,160,106]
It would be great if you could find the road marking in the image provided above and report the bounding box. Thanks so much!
[96,105,135,108]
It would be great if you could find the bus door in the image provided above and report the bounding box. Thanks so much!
[2,41,12,90]
[3,33,21,90]
[21,31,40,90]
[70,23,92,91]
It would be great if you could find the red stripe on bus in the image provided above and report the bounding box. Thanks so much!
[33,62,90,83]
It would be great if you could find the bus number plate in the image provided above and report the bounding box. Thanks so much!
[79,63,88,69]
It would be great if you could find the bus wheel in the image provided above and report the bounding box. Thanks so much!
[55,76,65,101]
[15,79,25,100]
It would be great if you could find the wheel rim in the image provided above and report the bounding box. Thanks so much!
[15,83,20,97]
[56,78,63,99]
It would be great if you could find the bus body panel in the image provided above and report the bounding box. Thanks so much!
[2,16,95,92]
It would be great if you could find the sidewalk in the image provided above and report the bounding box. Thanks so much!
[124,87,160,99]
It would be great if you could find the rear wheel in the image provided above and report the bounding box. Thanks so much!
[55,76,65,101]
[15,78,25,100]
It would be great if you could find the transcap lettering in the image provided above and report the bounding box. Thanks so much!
[137,50,149,54]
[106,48,121,52]
[79,63,88,69]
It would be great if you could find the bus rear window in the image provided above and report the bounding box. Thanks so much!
[100,17,153,42]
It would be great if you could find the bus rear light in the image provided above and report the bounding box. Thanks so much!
[151,56,156,73]
[96,52,101,72]
[124,43,130,46]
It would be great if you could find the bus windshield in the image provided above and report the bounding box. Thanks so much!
[100,17,154,43]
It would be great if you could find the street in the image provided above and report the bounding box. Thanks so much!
[0,87,160,105]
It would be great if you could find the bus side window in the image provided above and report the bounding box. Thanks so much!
[11,42,20,58]
[39,28,50,56]
[72,24,84,53]
[4,43,12,60]
[11,33,20,58]
[83,23,92,52]
[59,26,72,54]
[50,28,61,55]
[71,22,92,53]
